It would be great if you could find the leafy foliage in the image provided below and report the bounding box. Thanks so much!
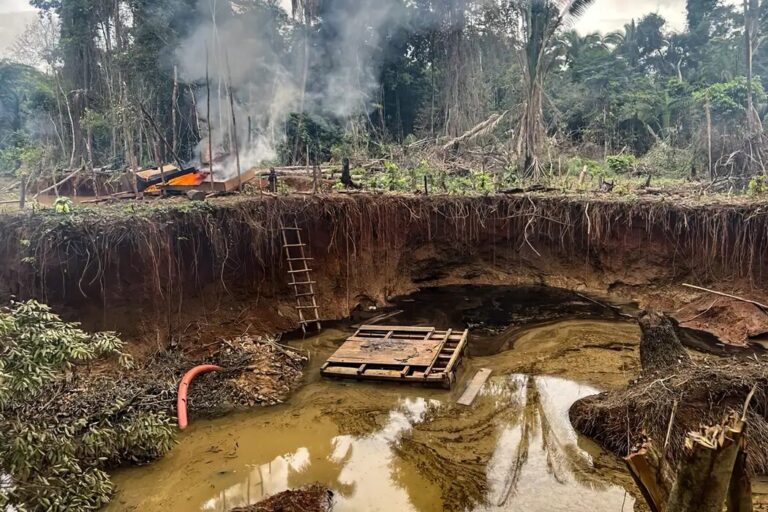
[606,154,636,174]
[0,300,175,511]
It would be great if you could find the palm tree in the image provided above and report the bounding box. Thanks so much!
[514,0,596,180]
[605,20,640,68]
[558,30,607,79]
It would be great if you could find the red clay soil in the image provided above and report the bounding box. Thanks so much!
[2,193,768,349]
[674,296,768,346]
[230,484,333,512]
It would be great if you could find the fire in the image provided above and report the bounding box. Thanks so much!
[144,171,210,193]
[169,171,208,186]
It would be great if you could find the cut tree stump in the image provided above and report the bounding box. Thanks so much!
[667,414,745,512]
[628,386,757,512]
[638,310,692,372]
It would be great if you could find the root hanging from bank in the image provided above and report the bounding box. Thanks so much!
[2,193,768,336]
[570,358,768,475]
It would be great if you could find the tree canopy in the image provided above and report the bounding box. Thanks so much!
[0,0,765,180]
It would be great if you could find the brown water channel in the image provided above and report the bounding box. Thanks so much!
[108,286,645,511]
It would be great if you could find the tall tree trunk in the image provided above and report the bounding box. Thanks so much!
[172,65,179,157]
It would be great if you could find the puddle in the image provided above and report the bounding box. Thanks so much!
[108,313,641,511]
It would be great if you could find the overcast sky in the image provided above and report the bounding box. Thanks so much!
[575,0,689,33]
[0,0,34,14]
[0,0,744,47]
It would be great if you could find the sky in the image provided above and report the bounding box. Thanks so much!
[0,0,33,14]
[0,0,744,58]
[575,0,690,33]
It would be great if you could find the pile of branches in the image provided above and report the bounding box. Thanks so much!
[231,484,334,512]
[570,358,768,475]
[187,336,308,412]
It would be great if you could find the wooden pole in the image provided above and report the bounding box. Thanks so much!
[172,65,179,157]
[706,97,713,180]
[225,49,242,191]
[206,44,214,192]
[682,283,768,311]
[19,178,26,209]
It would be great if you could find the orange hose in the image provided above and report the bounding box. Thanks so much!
[177,364,223,429]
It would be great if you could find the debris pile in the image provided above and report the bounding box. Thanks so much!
[570,357,768,475]
[187,336,307,413]
[18,335,308,437]
[229,484,334,512]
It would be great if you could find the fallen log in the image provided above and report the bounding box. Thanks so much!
[34,166,82,198]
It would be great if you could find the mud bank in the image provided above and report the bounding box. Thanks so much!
[1,193,767,346]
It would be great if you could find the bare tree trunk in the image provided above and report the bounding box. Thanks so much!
[189,84,201,137]
[172,65,179,157]
[206,44,215,192]
[227,77,242,191]
[744,0,762,136]
[706,97,713,180]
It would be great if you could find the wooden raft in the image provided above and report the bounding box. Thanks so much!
[321,325,469,388]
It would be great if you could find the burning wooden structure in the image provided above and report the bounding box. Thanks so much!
[137,164,258,194]
[321,325,469,388]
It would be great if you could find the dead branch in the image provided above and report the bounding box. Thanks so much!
[682,284,768,312]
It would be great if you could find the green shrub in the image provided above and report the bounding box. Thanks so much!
[566,156,604,176]
[0,300,175,511]
[640,144,694,178]
[748,176,768,196]
[606,154,637,174]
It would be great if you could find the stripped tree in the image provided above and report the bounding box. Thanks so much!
[514,0,595,180]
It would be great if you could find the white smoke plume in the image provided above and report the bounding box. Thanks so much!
[176,0,407,178]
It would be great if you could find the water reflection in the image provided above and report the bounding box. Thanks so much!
[189,376,632,512]
[200,397,440,512]
[478,375,633,511]
[109,316,640,512]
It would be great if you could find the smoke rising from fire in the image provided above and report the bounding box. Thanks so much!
[175,0,406,178]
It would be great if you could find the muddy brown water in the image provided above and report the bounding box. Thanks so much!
[108,294,644,512]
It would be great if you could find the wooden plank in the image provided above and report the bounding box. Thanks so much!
[457,368,492,406]
[424,328,451,378]
[443,330,469,374]
[321,366,447,384]
[359,325,435,333]
[327,337,444,366]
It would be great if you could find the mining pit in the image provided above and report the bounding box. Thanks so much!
[3,192,768,511]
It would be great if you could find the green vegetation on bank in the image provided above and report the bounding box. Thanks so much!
[0,300,175,511]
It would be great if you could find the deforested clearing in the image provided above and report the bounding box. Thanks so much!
[2,0,768,511]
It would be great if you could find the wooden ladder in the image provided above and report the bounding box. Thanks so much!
[281,220,321,333]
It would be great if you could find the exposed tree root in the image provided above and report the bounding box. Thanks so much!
[570,359,768,475]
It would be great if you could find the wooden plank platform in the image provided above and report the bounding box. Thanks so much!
[457,368,493,406]
[321,325,469,388]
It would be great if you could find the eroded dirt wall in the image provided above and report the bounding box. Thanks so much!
[1,194,767,341]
